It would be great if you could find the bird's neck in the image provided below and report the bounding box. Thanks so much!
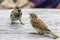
[14,9,19,13]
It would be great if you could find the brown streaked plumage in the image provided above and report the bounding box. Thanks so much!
[10,6,24,25]
[29,13,59,39]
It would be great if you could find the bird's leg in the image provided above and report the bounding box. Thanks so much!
[19,19,24,25]
[11,20,15,24]
[38,32,44,35]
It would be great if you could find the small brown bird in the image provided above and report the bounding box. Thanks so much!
[10,6,24,24]
[29,13,59,39]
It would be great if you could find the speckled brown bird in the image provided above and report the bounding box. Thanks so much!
[29,13,59,39]
[10,6,24,24]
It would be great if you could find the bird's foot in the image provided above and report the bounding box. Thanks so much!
[11,22,15,24]
[30,33,38,34]
[38,32,44,35]
[29,32,38,35]
[21,22,24,25]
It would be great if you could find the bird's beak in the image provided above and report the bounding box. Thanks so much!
[28,15,30,18]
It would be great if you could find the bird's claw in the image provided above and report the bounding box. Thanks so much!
[11,22,15,24]
[38,32,44,35]
[21,22,24,25]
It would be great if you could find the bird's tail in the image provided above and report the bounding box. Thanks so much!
[48,32,59,39]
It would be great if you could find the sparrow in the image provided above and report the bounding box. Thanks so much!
[10,6,24,24]
[29,13,59,39]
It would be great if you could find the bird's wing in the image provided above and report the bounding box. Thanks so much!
[20,11,22,16]
[32,19,50,31]
[10,10,17,18]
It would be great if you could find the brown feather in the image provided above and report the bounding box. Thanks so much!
[30,18,50,31]
[30,13,59,39]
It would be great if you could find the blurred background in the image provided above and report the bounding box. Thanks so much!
[0,0,60,9]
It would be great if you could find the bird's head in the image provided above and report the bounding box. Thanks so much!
[29,13,38,20]
[15,6,21,12]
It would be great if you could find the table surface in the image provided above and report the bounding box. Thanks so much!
[0,9,60,40]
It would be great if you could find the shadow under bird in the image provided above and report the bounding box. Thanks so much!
[10,6,24,25]
[29,13,59,39]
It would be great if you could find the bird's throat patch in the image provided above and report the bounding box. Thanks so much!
[14,13,20,17]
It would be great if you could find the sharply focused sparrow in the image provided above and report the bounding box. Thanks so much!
[10,6,24,24]
[29,13,59,39]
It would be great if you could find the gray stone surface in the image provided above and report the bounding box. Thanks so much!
[0,9,60,40]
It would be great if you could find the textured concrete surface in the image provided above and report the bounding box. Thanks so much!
[0,9,60,40]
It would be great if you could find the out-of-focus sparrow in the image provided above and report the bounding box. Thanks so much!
[29,13,59,39]
[1,0,16,9]
[10,6,24,25]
